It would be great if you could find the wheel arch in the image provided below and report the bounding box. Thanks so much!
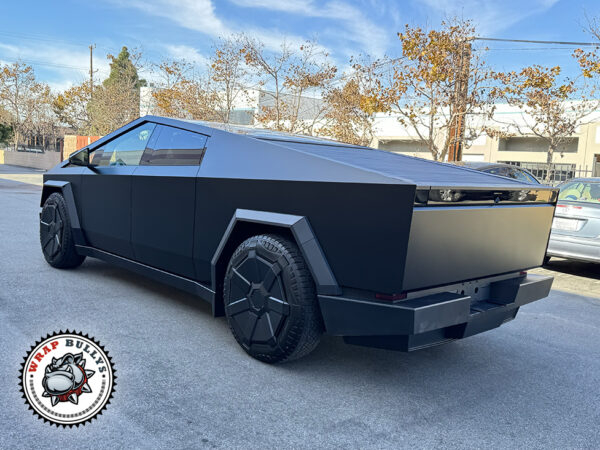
[41,180,86,247]
[210,209,341,317]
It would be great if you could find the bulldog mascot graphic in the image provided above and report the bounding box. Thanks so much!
[20,331,115,427]
[41,352,96,406]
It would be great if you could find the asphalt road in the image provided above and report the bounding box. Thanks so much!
[1,165,599,449]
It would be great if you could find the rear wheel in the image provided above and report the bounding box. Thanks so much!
[40,192,85,269]
[223,234,323,363]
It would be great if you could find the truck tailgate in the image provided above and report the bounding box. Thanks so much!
[403,188,556,291]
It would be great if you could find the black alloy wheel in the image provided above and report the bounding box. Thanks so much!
[223,234,323,363]
[40,193,85,269]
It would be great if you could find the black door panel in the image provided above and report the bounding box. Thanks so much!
[131,166,200,278]
[80,166,136,258]
[130,125,207,278]
[79,122,157,259]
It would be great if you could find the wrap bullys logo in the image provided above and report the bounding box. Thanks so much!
[19,331,115,427]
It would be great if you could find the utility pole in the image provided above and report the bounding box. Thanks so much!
[447,39,472,162]
[89,44,96,94]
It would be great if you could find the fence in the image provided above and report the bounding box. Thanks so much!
[500,161,597,185]
[63,135,101,160]
[1,135,101,170]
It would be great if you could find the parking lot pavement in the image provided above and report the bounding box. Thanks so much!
[1,168,599,449]
[533,260,600,299]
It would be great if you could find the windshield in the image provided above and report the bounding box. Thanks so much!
[558,181,600,204]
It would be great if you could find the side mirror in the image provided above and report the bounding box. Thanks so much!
[69,148,90,167]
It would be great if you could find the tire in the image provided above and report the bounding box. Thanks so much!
[223,234,323,363]
[543,256,551,265]
[40,192,86,269]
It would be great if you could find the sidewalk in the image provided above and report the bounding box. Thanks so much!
[0,164,44,186]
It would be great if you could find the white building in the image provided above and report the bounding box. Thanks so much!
[140,88,600,179]
[372,103,600,180]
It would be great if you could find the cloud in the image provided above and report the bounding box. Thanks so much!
[104,0,337,55]
[118,0,229,37]
[416,0,560,35]
[163,44,209,67]
[230,0,390,56]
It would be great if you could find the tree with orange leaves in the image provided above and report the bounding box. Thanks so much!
[321,59,384,146]
[375,19,496,161]
[489,60,599,182]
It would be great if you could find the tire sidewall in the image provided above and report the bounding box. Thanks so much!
[223,234,320,363]
[40,192,83,268]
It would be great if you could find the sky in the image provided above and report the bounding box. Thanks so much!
[1,0,599,92]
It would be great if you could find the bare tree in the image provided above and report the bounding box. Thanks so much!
[211,36,251,123]
[0,61,54,150]
[28,85,62,150]
[242,37,337,134]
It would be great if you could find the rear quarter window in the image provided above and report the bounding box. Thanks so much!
[141,125,208,166]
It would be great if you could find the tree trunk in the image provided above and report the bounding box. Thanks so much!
[544,143,556,184]
[13,129,19,152]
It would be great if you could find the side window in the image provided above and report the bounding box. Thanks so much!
[511,168,534,183]
[520,170,538,184]
[485,167,508,177]
[505,168,520,179]
[90,123,156,167]
[141,125,208,166]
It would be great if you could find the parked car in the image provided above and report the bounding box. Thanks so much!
[451,161,540,184]
[546,178,600,264]
[40,116,557,363]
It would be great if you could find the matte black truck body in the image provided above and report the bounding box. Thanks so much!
[41,115,557,354]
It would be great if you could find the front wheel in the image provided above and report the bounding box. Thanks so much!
[40,192,85,269]
[223,234,323,363]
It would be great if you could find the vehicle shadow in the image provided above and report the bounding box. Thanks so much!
[545,257,600,280]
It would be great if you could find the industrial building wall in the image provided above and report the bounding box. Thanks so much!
[3,151,61,170]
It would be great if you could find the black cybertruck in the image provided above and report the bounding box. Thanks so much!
[40,116,557,363]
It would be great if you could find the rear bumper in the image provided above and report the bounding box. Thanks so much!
[547,233,600,263]
[318,274,553,351]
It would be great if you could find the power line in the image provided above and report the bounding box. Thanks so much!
[481,47,584,51]
[474,37,600,46]
[0,30,90,48]
[3,59,89,72]
[0,30,120,57]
